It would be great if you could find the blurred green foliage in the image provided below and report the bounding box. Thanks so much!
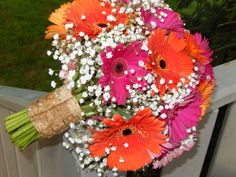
[0,0,235,91]
[0,0,66,91]
[166,0,236,66]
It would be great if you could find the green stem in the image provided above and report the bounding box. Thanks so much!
[12,127,36,143]
[6,115,30,133]
[4,109,27,121]
[10,123,34,140]
[5,113,28,126]
[85,112,97,117]
[17,131,39,149]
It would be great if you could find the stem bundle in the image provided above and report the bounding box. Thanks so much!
[5,109,40,150]
[4,89,97,150]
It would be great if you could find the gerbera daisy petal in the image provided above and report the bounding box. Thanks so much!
[66,0,127,39]
[198,80,216,118]
[141,8,184,36]
[88,108,166,171]
[185,32,213,65]
[167,93,202,144]
[99,42,149,105]
[147,29,193,88]
[45,3,70,39]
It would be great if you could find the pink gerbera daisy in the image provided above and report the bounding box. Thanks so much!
[196,63,215,81]
[153,141,196,169]
[141,8,184,36]
[99,42,149,105]
[194,33,214,63]
[165,93,203,145]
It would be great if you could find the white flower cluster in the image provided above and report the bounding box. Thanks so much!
[63,120,121,177]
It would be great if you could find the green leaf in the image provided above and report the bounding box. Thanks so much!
[165,0,181,10]
[207,0,225,6]
[180,1,198,16]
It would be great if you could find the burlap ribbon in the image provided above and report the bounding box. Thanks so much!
[28,86,82,138]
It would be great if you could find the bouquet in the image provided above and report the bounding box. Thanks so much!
[4,0,215,176]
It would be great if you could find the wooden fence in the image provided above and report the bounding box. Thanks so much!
[1,60,236,177]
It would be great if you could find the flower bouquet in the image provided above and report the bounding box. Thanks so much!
[4,0,215,176]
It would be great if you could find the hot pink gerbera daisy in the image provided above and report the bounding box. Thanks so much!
[194,33,214,63]
[196,63,215,81]
[165,93,202,145]
[141,8,184,36]
[99,42,149,105]
[153,141,196,169]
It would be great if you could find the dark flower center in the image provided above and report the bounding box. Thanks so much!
[122,128,132,136]
[98,23,108,28]
[115,63,124,73]
[111,58,128,78]
[159,59,166,69]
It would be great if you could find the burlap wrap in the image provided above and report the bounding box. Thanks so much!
[28,86,82,138]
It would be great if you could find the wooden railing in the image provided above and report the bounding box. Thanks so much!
[1,60,236,177]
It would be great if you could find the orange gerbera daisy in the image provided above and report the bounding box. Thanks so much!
[45,3,70,39]
[198,80,216,119]
[66,0,127,39]
[184,32,210,65]
[88,108,166,171]
[147,29,193,87]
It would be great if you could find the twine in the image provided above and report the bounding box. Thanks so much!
[28,86,82,138]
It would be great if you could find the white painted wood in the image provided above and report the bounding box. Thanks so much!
[0,107,19,177]
[161,110,219,177]
[211,60,236,111]
[35,137,64,177]
[15,143,39,177]
[0,86,45,112]
[208,102,236,177]
[0,108,9,177]
[0,137,8,177]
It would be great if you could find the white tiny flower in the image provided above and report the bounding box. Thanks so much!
[119,157,125,163]
[192,126,197,131]
[106,52,113,59]
[62,64,68,71]
[112,167,118,172]
[111,146,117,151]
[79,32,85,37]
[48,68,54,76]
[94,157,100,162]
[150,21,157,28]
[47,50,52,56]
[69,123,75,129]
[64,132,69,138]
[160,78,165,85]
[53,34,59,40]
[107,15,116,22]
[124,143,129,148]
[138,60,145,67]
[105,147,110,154]
[130,69,135,74]
[67,81,75,89]
[113,173,118,177]
[51,81,56,88]
[82,92,88,98]
[160,113,167,119]
[75,147,81,153]
[103,92,110,101]
[81,15,86,20]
